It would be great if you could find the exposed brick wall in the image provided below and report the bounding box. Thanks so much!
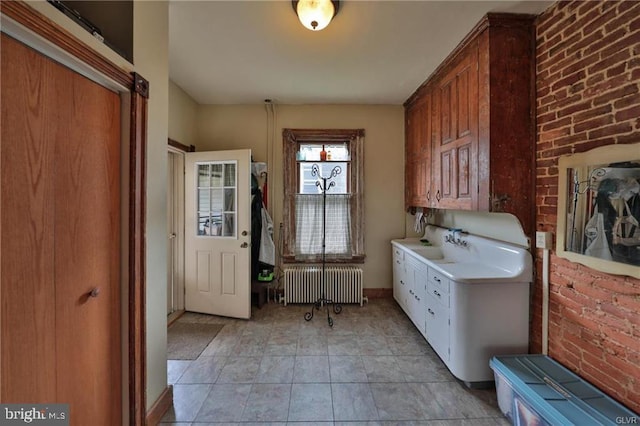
[534,0,640,412]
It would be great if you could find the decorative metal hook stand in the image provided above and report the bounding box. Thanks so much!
[304,163,343,327]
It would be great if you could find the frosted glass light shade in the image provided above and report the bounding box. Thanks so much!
[295,0,335,31]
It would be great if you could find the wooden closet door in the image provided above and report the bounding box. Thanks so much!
[1,34,121,424]
[52,46,122,425]
[1,33,57,403]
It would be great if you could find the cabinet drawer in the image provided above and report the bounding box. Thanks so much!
[428,269,448,293]
[393,246,405,263]
[428,281,449,307]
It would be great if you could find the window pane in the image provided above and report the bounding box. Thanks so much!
[211,164,223,187]
[298,162,348,194]
[224,188,235,211]
[195,161,237,237]
[224,163,236,187]
[198,189,210,212]
[198,164,210,187]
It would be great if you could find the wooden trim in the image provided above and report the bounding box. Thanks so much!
[282,128,366,263]
[2,3,148,425]
[363,288,393,299]
[129,88,148,426]
[0,1,133,89]
[145,385,173,426]
[167,310,185,327]
[168,138,195,153]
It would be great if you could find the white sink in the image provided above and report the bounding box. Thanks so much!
[393,225,533,283]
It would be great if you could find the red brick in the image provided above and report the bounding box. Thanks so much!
[586,72,605,87]
[551,70,586,92]
[556,100,592,118]
[576,0,599,17]
[537,7,566,35]
[542,116,572,132]
[612,92,640,110]
[573,104,613,123]
[574,115,614,133]
[573,137,617,154]
[606,62,627,78]
[588,122,633,139]
[593,83,639,106]
[588,49,632,75]
[583,6,620,37]
[615,105,640,122]
[614,294,640,311]
[600,31,640,63]
[552,33,584,63]
[553,132,587,148]
[580,28,627,57]
[606,2,640,34]
[617,131,640,144]
[631,14,640,32]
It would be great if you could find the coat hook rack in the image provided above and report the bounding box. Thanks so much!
[304,163,343,327]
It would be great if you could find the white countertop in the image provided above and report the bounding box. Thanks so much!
[392,227,532,284]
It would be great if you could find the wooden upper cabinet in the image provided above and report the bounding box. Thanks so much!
[405,91,432,208]
[432,40,479,210]
[404,13,536,238]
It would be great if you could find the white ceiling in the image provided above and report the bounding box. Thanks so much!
[169,1,553,105]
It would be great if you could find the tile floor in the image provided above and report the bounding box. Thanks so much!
[161,298,509,425]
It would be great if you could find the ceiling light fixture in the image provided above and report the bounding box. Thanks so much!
[292,0,340,31]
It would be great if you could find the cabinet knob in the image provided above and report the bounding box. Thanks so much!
[88,287,100,298]
[436,190,441,202]
[427,190,431,201]
[400,280,404,285]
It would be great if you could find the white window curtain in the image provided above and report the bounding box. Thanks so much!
[295,194,351,260]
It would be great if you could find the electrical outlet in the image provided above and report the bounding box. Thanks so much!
[536,231,553,249]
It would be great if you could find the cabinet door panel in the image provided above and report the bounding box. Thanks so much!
[457,144,471,197]
[457,66,471,138]
[439,80,455,145]
[440,149,454,199]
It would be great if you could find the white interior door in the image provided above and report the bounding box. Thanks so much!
[184,149,251,319]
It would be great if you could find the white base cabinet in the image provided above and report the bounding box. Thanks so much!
[391,241,530,386]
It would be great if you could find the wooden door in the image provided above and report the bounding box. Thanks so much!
[1,34,121,424]
[433,42,479,210]
[184,150,252,319]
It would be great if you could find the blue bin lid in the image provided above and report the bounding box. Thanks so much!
[490,354,638,425]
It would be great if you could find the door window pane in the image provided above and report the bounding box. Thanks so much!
[196,161,237,237]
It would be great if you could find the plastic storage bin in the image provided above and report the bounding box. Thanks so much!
[490,354,639,425]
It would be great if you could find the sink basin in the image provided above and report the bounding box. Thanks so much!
[410,246,445,261]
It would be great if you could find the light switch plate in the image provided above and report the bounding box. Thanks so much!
[535,231,553,249]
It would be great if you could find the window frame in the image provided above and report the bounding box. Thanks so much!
[282,128,365,264]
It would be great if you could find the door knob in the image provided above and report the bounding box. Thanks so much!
[88,287,100,298]
[241,230,248,236]
[240,242,248,248]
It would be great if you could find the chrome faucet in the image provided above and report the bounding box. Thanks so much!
[445,229,468,247]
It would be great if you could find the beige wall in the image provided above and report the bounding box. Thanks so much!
[169,80,199,147]
[133,1,169,410]
[197,104,405,289]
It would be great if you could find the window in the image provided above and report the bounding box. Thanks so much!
[283,129,365,263]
